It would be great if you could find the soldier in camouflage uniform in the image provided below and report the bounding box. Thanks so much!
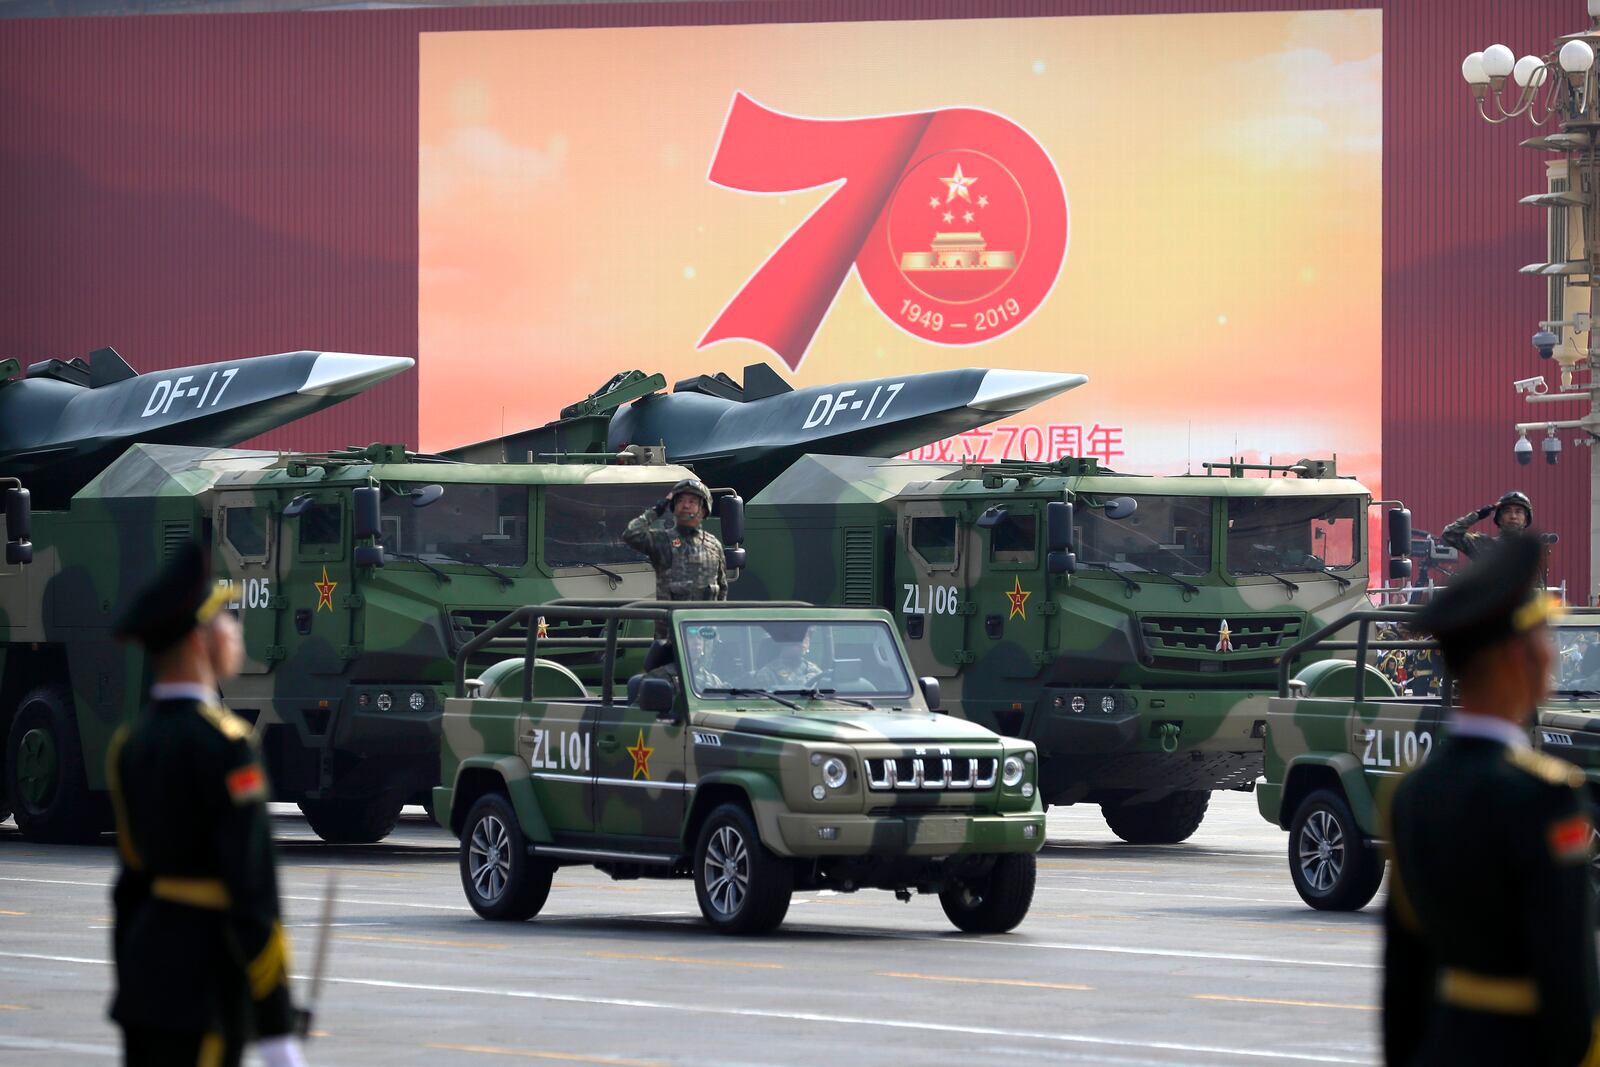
[622,477,727,637]
[1384,534,1598,1066]
[107,543,308,1067]
[1441,491,1533,560]
[754,628,823,689]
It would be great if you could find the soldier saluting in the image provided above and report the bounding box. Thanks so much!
[107,542,308,1067]
[622,477,728,637]
[1442,490,1533,559]
[1383,532,1598,1066]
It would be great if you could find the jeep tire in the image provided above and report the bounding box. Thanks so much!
[6,685,102,843]
[693,802,793,935]
[1288,788,1384,911]
[1102,789,1210,844]
[298,791,406,844]
[459,793,555,921]
[939,853,1037,933]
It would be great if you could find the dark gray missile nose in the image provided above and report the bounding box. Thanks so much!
[297,353,415,397]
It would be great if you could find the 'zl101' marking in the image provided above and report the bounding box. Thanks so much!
[1359,728,1433,769]
[529,729,591,773]
[902,583,959,616]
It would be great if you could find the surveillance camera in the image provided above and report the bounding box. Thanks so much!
[1514,375,1550,395]
[1533,329,1560,359]
[1544,433,1563,465]
[1515,434,1533,465]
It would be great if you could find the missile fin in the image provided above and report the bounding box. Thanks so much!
[89,347,138,388]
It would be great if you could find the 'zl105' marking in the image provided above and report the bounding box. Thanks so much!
[529,729,591,773]
[1360,728,1433,769]
[903,583,959,616]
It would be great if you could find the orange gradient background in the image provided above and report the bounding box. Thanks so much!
[420,10,1381,486]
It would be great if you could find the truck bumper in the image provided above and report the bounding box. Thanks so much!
[1030,688,1270,756]
[772,810,1045,857]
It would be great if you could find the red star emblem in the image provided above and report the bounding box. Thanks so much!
[535,616,549,640]
[313,565,337,612]
[626,729,653,780]
[1005,577,1031,620]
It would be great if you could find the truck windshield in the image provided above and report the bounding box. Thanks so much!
[545,484,675,568]
[1226,497,1361,575]
[1553,624,1600,694]
[1077,495,1213,575]
[380,483,529,567]
[680,620,914,701]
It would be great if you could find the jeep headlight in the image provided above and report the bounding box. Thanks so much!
[822,757,848,790]
[1003,755,1025,787]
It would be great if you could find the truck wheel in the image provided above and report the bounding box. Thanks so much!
[939,853,1037,933]
[6,685,101,843]
[1288,789,1384,911]
[298,791,406,844]
[1102,790,1210,844]
[693,803,793,935]
[458,793,555,921]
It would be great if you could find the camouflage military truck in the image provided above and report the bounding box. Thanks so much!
[1259,606,1600,910]
[435,601,1045,934]
[0,441,745,844]
[738,454,1411,845]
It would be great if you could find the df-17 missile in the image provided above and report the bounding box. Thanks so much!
[449,364,1085,498]
[0,346,413,499]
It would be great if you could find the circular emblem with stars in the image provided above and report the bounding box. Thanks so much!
[857,112,1068,346]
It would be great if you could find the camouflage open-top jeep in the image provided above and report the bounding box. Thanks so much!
[435,601,1045,934]
[1259,606,1600,911]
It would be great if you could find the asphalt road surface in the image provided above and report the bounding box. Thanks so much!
[1,792,1387,1067]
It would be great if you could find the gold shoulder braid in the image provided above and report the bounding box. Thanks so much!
[196,701,254,742]
[1507,746,1585,788]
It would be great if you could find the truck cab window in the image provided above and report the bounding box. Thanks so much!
[910,516,958,565]
[300,501,342,546]
[224,506,268,560]
[990,512,1037,566]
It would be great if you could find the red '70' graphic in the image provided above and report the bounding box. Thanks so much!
[699,94,1069,371]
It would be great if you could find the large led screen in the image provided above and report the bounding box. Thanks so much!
[420,11,1381,483]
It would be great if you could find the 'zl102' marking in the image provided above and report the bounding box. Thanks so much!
[529,729,591,773]
[1360,728,1433,769]
[902,583,959,616]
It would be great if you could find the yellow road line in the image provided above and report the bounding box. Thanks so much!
[0,910,26,916]
[1216,919,1378,936]
[337,933,508,950]
[1037,863,1158,874]
[587,950,782,969]
[1191,994,1377,1012]
[0,1004,29,1011]
[297,865,424,881]
[427,1043,666,1066]
[878,971,1093,992]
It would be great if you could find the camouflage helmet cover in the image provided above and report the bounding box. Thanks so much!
[669,477,713,512]
[1494,490,1533,527]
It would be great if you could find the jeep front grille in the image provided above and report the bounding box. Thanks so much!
[863,755,997,792]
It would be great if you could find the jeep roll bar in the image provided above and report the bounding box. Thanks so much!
[1274,606,1445,703]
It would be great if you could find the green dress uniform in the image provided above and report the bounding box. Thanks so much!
[1384,532,1600,1067]
[107,543,299,1067]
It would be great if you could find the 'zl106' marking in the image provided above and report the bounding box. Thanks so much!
[903,583,959,616]
[529,729,591,773]
[1360,728,1433,769]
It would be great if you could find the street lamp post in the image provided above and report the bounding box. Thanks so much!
[1464,0,1600,603]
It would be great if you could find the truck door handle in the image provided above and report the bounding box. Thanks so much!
[597,735,620,753]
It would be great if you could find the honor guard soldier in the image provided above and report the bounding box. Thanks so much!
[107,542,308,1067]
[1383,532,1599,1067]
[622,477,728,637]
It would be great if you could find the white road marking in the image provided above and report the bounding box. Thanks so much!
[0,1036,117,1057]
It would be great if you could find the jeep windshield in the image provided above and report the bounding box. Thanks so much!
[680,619,914,702]
[1226,497,1361,576]
[380,483,529,568]
[544,483,676,568]
[1553,622,1600,696]
[1077,495,1212,576]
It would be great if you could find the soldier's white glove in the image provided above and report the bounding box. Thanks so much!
[259,1035,308,1067]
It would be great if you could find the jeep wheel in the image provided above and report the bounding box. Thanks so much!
[693,803,793,935]
[939,853,1037,933]
[298,791,406,844]
[459,793,555,921]
[1288,789,1384,911]
[6,685,101,843]
[1102,790,1210,844]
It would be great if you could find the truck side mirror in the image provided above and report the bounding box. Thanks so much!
[638,675,676,716]
[355,544,386,568]
[1387,507,1412,560]
[1047,551,1076,575]
[1388,557,1412,581]
[354,486,382,540]
[5,487,32,566]
[724,546,746,572]
[1047,501,1074,553]
[918,676,942,711]
[715,494,745,545]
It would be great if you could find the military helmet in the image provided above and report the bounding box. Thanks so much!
[669,477,713,512]
[1494,490,1533,527]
